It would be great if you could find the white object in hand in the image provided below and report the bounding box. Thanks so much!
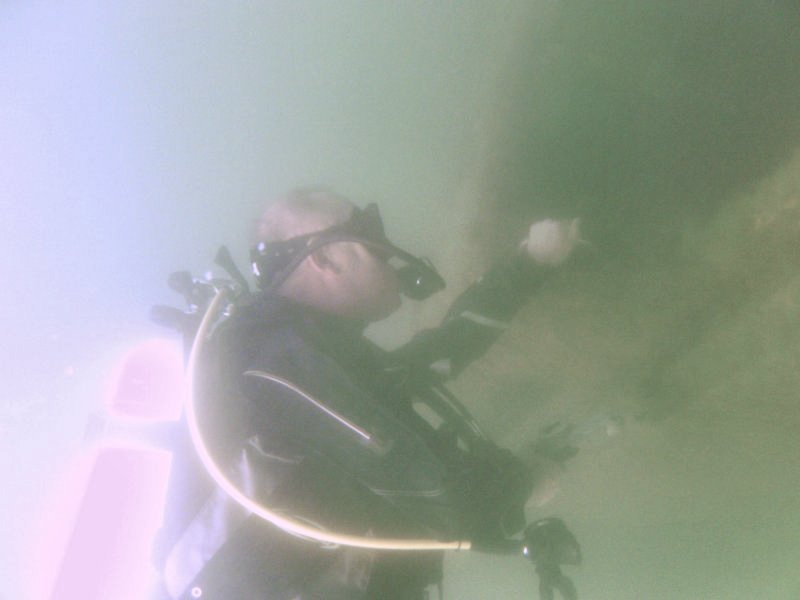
[523,218,583,266]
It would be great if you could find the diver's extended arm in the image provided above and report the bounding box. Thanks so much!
[392,218,584,379]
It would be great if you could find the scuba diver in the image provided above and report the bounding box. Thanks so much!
[151,188,584,599]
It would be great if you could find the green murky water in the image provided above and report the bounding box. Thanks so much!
[4,2,799,598]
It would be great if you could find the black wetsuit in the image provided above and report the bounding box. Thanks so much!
[154,254,552,599]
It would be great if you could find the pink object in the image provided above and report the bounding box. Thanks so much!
[42,338,184,600]
[105,338,185,420]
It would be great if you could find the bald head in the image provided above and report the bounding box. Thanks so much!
[255,188,355,244]
[253,188,402,322]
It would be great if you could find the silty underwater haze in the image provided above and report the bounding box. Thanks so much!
[446,3,800,598]
[2,2,800,599]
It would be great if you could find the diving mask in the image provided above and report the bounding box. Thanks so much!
[251,203,445,301]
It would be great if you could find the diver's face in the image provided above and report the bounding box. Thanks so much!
[323,240,402,322]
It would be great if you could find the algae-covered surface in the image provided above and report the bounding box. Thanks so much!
[441,3,800,597]
[446,152,800,598]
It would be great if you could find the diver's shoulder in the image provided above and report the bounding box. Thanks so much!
[223,293,321,354]
[231,292,296,325]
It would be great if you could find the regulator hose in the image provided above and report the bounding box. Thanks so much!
[185,286,475,552]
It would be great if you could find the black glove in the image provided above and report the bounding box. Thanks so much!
[523,518,581,600]
[459,441,534,543]
[523,517,581,566]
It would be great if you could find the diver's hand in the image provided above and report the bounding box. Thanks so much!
[523,517,582,566]
[522,218,584,266]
